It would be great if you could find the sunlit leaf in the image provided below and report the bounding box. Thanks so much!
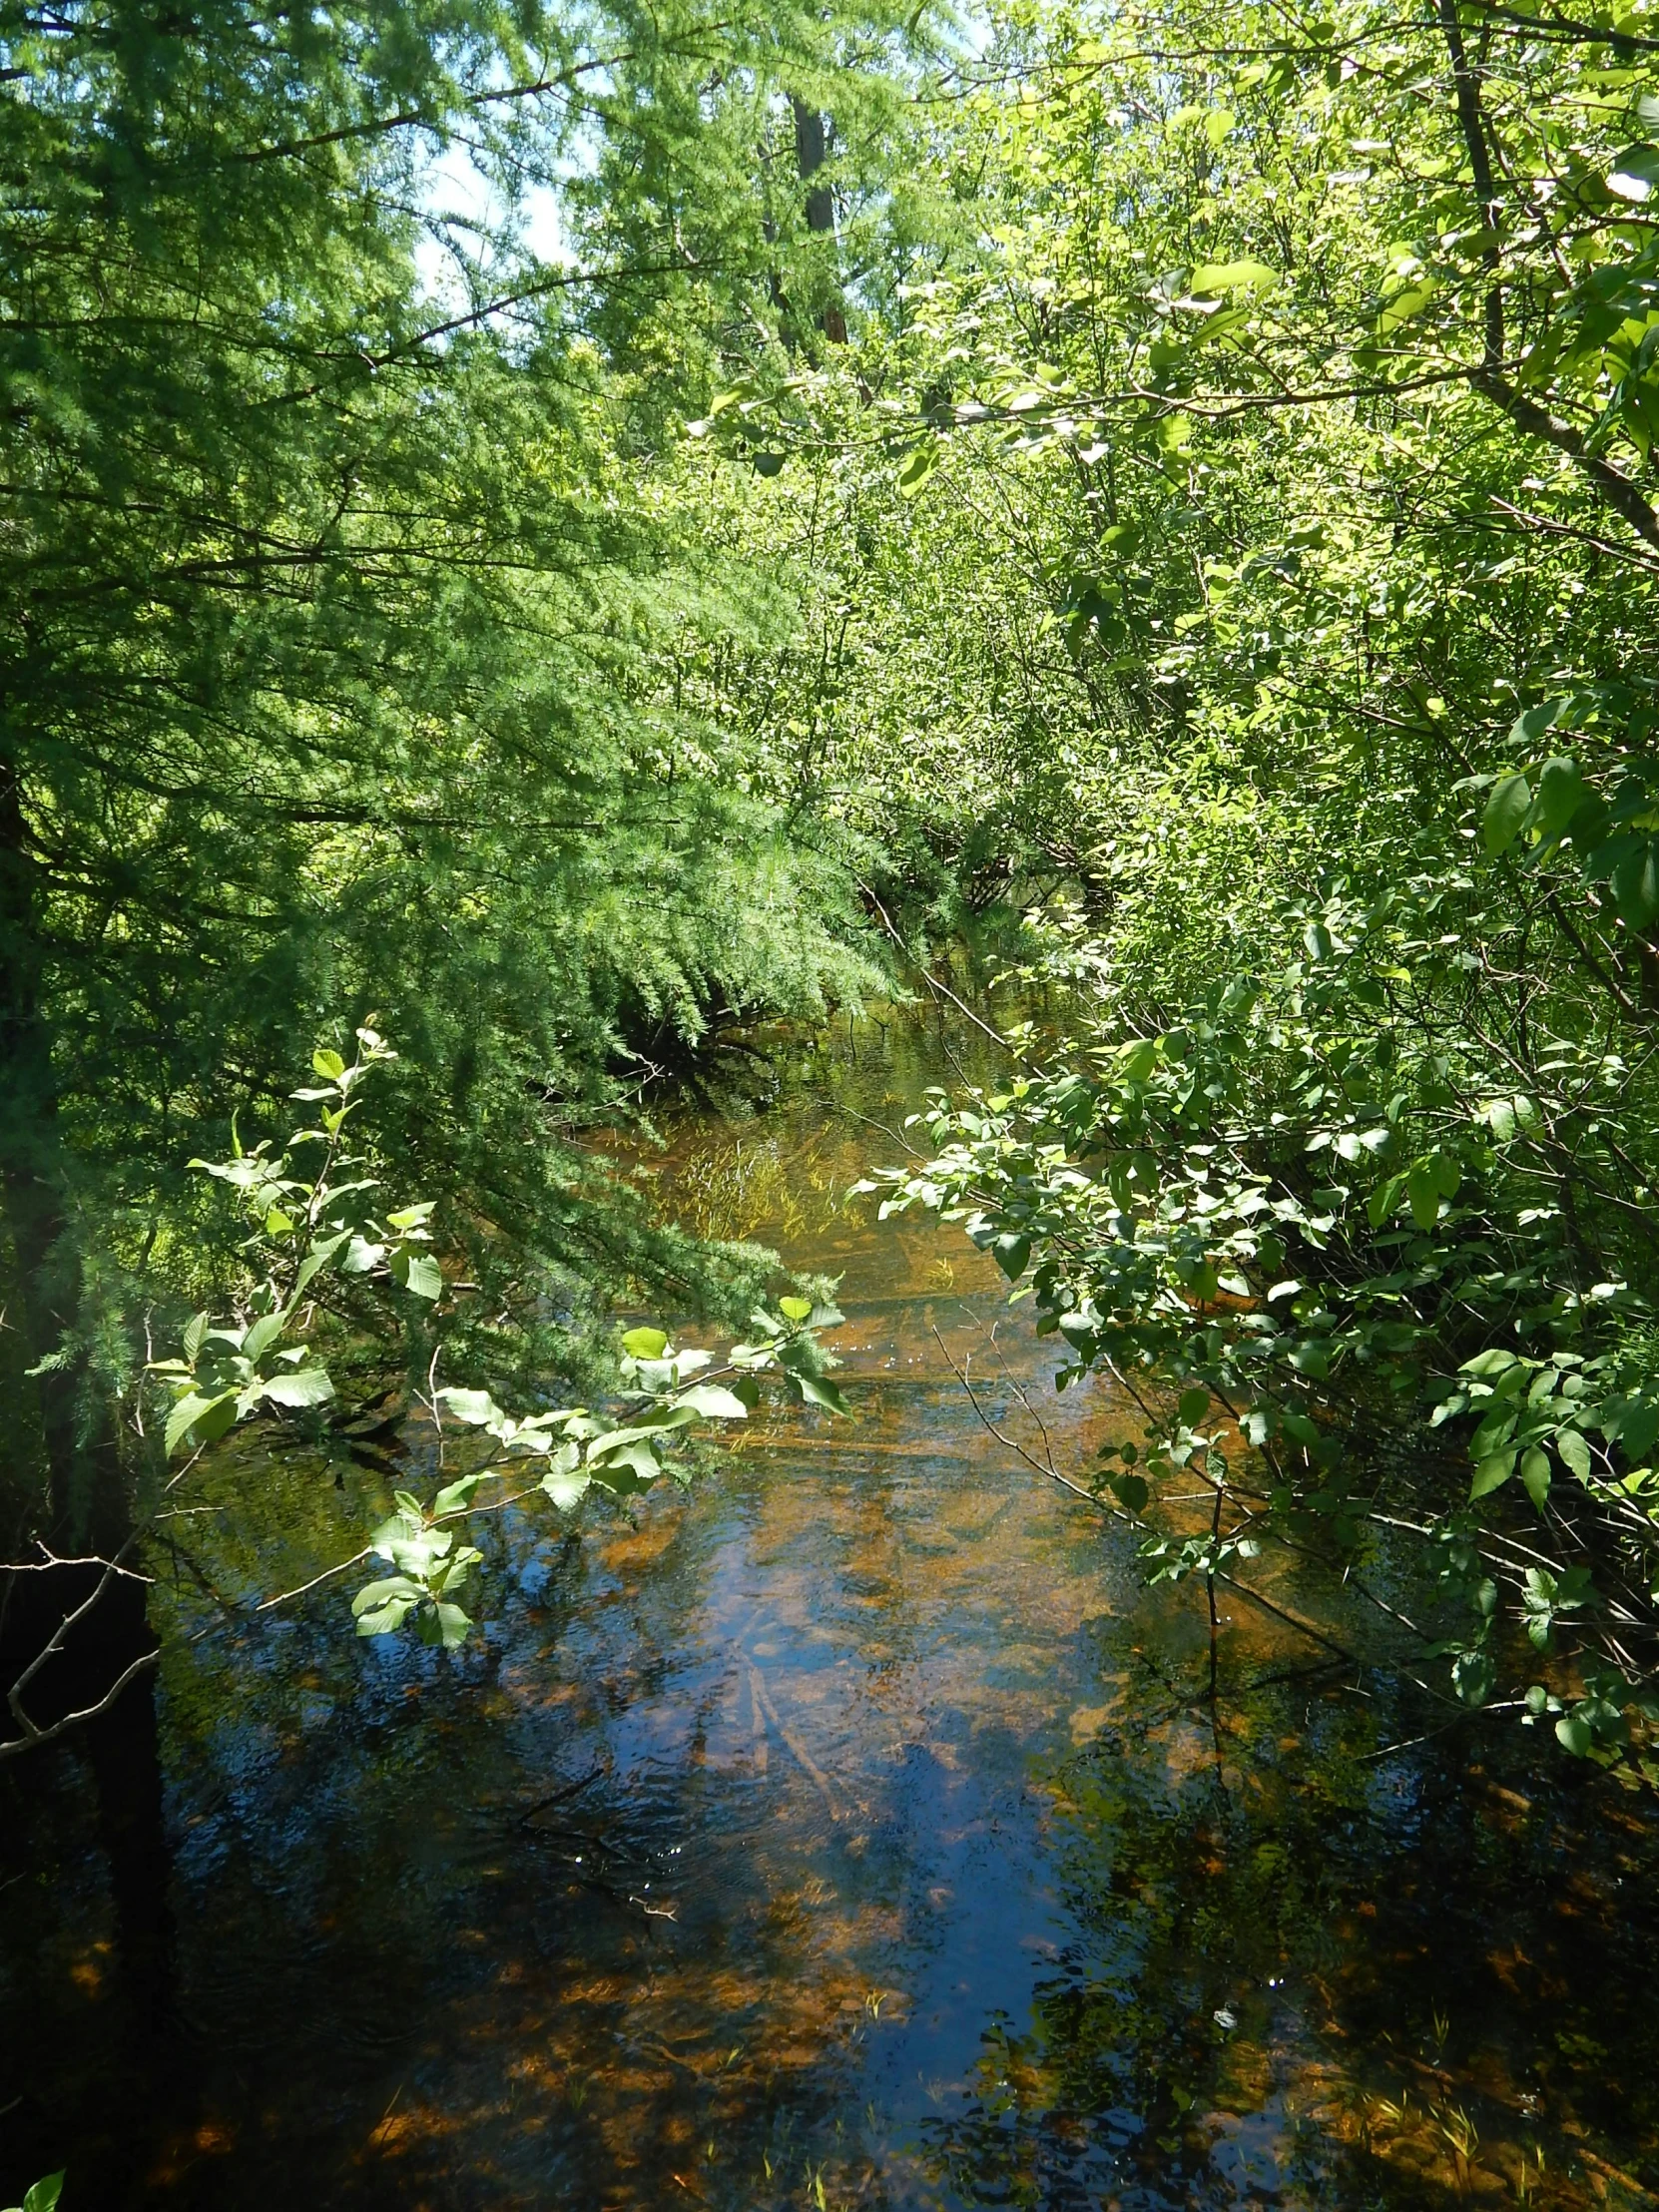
[622,1327,670,1360]
[436,1386,502,1428]
[258,1363,331,1410]
[676,1382,750,1419]
[1470,1449,1515,1498]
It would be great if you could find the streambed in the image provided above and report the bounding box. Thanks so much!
[3,1008,1659,2209]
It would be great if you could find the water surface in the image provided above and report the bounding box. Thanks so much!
[4,1007,1659,2209]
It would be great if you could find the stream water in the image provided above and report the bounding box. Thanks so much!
[5,1007,1659,2210]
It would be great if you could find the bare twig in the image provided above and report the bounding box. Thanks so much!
[859,882,1049,1077]
[252,1546,373,1614]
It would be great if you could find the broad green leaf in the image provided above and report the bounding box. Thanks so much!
[390,1248,442,1301]
[294,1229,350,1295]
[1479,1096,1518,1142]
[418,1600,472,1648]
[311,1047,346,1081]
[1058,1311,1097,1354]
[676,1382,750,1419]
[543,1461,592,1511]
[1377,279,1435,333]
[621,1327,670,1360]
[896,444,939,496]
[1520,1445,1551,1509]
[1461,1348,1523,1380]
[588,1434,663,1488]
[1451,1649,1495,1707]
[352,1577,421,1636]
[1534,756,1587,838]
[1470,1406,1518,1458]
[1367,1173,1406,1228]
[242,1311,286,1363]
[1556,1427,1592,1479]
[1555,1710,1595,1756]
[1177,1386,1211,1426]
[1612,837,1659,927]
[1470,1449,1515,1498]
[436,1386,502,1428]
[1406,1160,1442,1231]
[795,1372,851,1415]
[1336,1126,1390,1161]
[1511,700,1563,744]
[261,1365,334,1409]
[992,1234,1031,1280]
[779,1296,814,1322]
[355,1597,416,1637]
[1483,773,1532,853]
[1608,144,1659,200]
[608,1402,697,1436]
[433,1472,484,1516]
[352,1573,421,1614]
[20,2175,66,2212]
[1190,259,1278,295]
[165,1388,237,1455]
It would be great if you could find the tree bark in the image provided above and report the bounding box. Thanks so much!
[792,97,846,343]
[1436,0,1659,550]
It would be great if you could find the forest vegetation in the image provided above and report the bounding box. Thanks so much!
[5,0,1659,1788]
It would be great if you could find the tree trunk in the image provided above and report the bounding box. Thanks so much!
[791,97,846,343]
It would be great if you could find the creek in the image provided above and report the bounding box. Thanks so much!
[3,1006,1659,2209]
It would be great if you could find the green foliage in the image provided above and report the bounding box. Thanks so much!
[147,1027,436,1457]
[800,0,1659,1777]
[0,0,935,1521]
[871,866,1659,1774]
[13,0,1659,1789]
[4,2179,64,2212]
[144,1028,846,1651]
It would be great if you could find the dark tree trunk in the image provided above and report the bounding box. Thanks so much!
[0,722,128,1552]
[791,97,846,343]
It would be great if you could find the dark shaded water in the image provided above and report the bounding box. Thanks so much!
[5,1008,1659,2209]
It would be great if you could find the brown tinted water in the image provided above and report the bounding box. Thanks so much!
[4,1007,1659,2210]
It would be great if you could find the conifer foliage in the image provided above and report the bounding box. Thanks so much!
[0,0,921,1540]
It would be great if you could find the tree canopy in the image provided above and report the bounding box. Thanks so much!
[8,0,1659,1773]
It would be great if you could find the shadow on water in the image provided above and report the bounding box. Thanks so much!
[3,1002,1659,2208]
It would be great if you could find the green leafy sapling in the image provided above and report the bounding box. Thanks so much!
[352,1297,847,1648]
[865,899,1659,1782]
[150,1029,848,1654]
[148,1028,440,1457]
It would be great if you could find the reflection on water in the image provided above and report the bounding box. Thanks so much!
[4,1006,1659,2209]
